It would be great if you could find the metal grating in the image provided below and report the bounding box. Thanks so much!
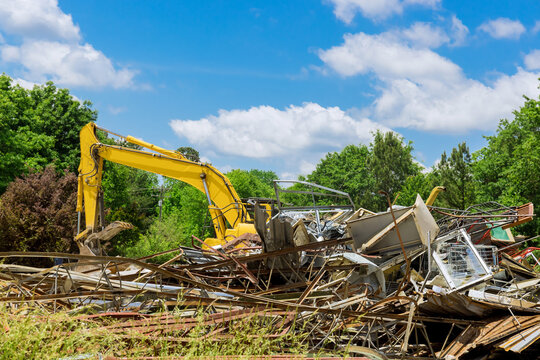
[447,245,497,279]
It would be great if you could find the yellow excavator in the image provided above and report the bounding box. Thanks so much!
[75,122,257,250]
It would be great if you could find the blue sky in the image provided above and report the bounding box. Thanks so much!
[1,0,539,178]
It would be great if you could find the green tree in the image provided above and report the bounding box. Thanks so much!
[474,93,540,236]
[248,169,279,189]
[435,142,475,209]
[0,75,97,193]
[177,146,200,162]
[369,131,421,211]
[226,169,275,199]
[397,172,437,207]
[162,179,214,242]
[101,162,160,253]
[306,144,374,208]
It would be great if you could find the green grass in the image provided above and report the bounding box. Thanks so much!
[0,305,313,360]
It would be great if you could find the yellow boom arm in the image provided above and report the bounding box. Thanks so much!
[76,122,255,246]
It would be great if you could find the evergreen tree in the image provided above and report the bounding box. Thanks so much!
[435,142,475,209]
[369,131,421,211]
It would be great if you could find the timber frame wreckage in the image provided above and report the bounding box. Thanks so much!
[1,125,539,359]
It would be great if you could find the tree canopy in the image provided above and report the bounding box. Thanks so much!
[369,131,421,211]
[227,169,276,199]
[474,94,540,235]
[177,146,200,162]
[0,75,97,193]
[435,142,475,209]
[307,144,373,208]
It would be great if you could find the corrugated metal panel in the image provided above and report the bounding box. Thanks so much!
[498,323,540,353]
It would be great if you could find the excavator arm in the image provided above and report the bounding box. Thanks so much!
[76,122,255,246]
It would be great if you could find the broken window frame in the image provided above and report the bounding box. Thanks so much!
[431,229,494,293]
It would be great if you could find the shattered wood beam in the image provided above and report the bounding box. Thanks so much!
[296,268,326,305]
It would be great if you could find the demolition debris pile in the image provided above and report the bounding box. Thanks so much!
[0,183,538,359]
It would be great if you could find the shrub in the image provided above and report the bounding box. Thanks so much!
[0,166,78,265]
[123,212,188,263]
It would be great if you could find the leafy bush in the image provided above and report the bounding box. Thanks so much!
[0,166,78,265]
[123,212,187,262]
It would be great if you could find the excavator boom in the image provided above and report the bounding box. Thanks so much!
[76,122,255,246]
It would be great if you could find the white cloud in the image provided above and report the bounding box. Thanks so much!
[170,102,389,159]
[0,0,80,41]
[403,0,439,5]
[327,0,440,23]
[524,49,540,70]
[413,159,429,174]
[449,15,468,46]
[1,41,135,88]
[319,32,461,81]
[329,0,402,23]
[533,21,540,34]
[0,0,136,88]
[401,22,449,48]
[478,18,526,39]
[12,77,37,89]
[199,156,213,164]
[277,160,318,181]
[108,105,128,115]
[279,172,297,181]
[373,69,539,131]
[219,165,233,174]
[319,30,540,132]
[300,160,317,175]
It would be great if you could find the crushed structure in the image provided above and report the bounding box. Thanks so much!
[0,182,538,359]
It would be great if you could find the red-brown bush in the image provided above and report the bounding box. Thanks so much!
[0,166,78,264]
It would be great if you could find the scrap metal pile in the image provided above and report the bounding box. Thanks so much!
[0,182,538,359]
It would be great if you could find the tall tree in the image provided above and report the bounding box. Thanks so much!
[227,169,275,199]
[307,144,374,208]
[248,169,279,189]
[0,75,97,193]
[162,179,214,242]
[435,142,475,209]
[474,93,540,235]
[397,172,437,207]
[369,131,420,211]
[177,146,200,162]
